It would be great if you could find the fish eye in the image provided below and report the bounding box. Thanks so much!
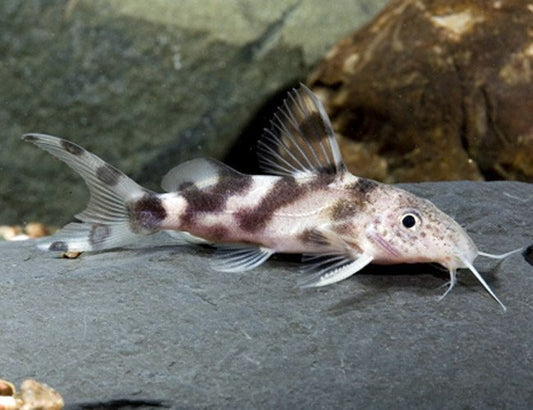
[399,211,421,230]
[402,214,416,228]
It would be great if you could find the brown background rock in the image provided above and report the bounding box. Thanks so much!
[309,0,533,183]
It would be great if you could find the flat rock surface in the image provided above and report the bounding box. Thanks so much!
[2,181,532,409]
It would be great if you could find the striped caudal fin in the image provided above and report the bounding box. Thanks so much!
[22,133,165,253]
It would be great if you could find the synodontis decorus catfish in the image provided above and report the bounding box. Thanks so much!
[23,85,522,310]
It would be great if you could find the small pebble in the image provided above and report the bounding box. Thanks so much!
[25,222,50,238]
[0,226,23,241]
[0,379,64,410]
[61,251,82,259]
[0,222,54,241]
[0,379,15,396]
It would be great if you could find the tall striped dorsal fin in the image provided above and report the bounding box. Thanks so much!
[258,84,346,178]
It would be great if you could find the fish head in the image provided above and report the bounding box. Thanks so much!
[364,186,478,269]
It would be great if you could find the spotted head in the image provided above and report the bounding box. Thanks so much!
[360,184,478,270]
[342,180,523,310]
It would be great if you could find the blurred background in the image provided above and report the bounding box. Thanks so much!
[1,0,531,229]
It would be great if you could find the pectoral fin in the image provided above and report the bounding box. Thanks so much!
[299,253,374,288]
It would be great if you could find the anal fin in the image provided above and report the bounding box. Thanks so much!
[212,245,275,272]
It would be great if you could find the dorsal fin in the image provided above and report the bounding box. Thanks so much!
[161,158,244,192]
[258,84,346,178]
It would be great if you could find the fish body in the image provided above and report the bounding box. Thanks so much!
[158,171,476,266]
[23,85,519,309]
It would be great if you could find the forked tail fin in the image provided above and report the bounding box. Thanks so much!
[22,133,160,253]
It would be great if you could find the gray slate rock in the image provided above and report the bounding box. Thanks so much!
[1,181,532,408]
[1,0,387,225]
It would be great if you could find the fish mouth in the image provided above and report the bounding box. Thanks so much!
[369,232,401,259]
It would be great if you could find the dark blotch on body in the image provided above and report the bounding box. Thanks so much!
[331,199,359,221]
[351,178,378,195]
[309,173,337,188]
[180,174,253,225]
[343,178,379,210]
[236,177,305,233]
[60,139,84,156]
[205,224,230,242]
[129,194,167,233]
[96,164,122,186]
[181,186,224,215]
